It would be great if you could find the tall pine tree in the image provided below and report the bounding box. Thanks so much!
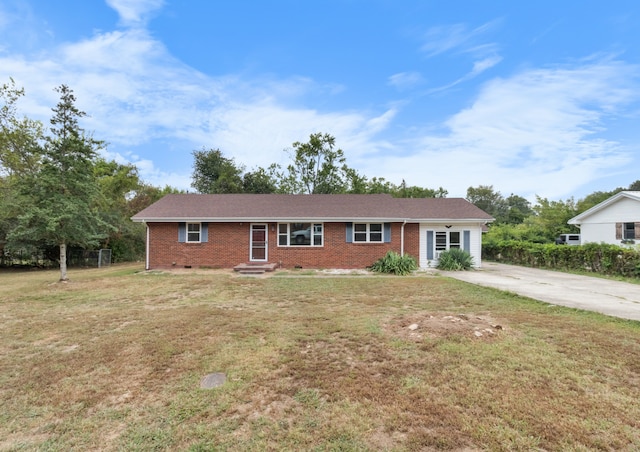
[7,85,113,280]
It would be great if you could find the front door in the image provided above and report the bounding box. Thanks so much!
[250,224,268,261]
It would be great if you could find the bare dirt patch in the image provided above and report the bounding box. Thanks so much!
[385,312,506,341]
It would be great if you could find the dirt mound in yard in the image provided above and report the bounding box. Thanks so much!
[385,312,506,341]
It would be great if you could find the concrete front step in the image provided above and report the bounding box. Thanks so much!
[233,262,278,274]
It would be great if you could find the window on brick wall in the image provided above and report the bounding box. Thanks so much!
[187,223,201,242]
[178,222,208,243]
[278,223,323,246]
[353,223,383,242]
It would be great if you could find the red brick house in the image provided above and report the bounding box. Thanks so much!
[131,194,493,270]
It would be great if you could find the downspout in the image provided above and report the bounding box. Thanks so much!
[400,220,407,257]
[144,221,150,271]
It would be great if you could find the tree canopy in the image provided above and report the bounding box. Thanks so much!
[191,148,244,194]
[1,76,638,274]
[6,85,114,280]
[280,132,353,194]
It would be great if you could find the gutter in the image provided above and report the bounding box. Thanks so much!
[144,221,150,271]
[400,220,407,257]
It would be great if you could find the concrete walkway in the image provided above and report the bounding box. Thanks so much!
[442,262,640,322]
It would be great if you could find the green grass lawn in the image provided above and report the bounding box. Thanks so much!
[1,264,639,451]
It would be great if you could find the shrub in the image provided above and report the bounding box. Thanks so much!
[483,240,640,278]
[437,249,474,271]
[370,251,417,276]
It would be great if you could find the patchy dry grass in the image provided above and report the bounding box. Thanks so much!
[1,264,640,451]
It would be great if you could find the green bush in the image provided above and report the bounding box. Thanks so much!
[437,249,474,271]
[483,240,640,278]
[370,251,417,276]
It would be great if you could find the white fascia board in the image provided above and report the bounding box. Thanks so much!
[132,217,406,223]
[409,218,494,223]
[133,217,492,223]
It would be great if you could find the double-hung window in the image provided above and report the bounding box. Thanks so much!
[428,229,470,260]
[278,223,323,246]
[186,223,201,243]
[624,222,636,240]
[353,223,383,243]
[435,231,460,251]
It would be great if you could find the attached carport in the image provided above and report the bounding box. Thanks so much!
[442,262,640,321]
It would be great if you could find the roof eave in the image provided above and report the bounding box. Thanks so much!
[569,191,640,224]
[132,216,494,223]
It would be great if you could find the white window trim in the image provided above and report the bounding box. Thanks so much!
[434,230,462,256]
[353,223,383,243]
[277,222,324,247]
[186,222,201,243]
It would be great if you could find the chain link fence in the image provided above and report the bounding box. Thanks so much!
[1,249,112,269]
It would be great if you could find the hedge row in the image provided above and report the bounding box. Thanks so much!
[483,241,640,278]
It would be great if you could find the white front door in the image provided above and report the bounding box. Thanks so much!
[250,224,268,261]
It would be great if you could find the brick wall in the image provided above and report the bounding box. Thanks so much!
[147,222,420,269]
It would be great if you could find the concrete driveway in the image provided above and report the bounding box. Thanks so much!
[442,262,640,321]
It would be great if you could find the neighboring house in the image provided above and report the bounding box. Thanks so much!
[568,191,640,245]
[131,194,493,270]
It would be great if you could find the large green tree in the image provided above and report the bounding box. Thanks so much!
[575,189,623,214]
[94,158,146,261]
[0,79,44,256]
[526,196,579,241]
[504,194,533,224]
[466,185,508,221]
[280,133,354,194]
[0,78,43,177]
[242,166,278,194]
[191,148,244,194]
[395,179,448,198]
[7,85,113,280]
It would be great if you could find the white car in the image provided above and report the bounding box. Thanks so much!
[291,225,321,244]
[555,234,581,245]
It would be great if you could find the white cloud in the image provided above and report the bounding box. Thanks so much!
[205,100,398,171]
[421,20,502,58]
[427,54,503,94]
[105,0,164,27]
[388,72,424,90]
[370,60,639,199]
[469,55,502,77]
[1,3,637,201]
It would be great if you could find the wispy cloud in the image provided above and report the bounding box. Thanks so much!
[105,0,164,27]
[420,20,502,94]
[388,71,424,90]
[421,19,502,58]
[0,15,393,187]
[373,59,639,198]
[426,55,503,94]
[1,2,638,200]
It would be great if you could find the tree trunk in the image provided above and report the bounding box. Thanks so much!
[59,242,68,281]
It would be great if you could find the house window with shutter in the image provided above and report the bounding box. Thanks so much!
[178,222,208,243]
[428,229,471,259]
[353,223,383,242]
[624,222,636,240]
[187,223,201,243]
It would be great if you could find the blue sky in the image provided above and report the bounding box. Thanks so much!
[1,0,639,200]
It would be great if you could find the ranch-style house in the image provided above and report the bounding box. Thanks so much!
[131,193,493,271]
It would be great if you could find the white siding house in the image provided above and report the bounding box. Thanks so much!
[568,191,640,245]
[419,223,484,268]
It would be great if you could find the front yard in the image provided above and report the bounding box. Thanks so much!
[1,264,639,450]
